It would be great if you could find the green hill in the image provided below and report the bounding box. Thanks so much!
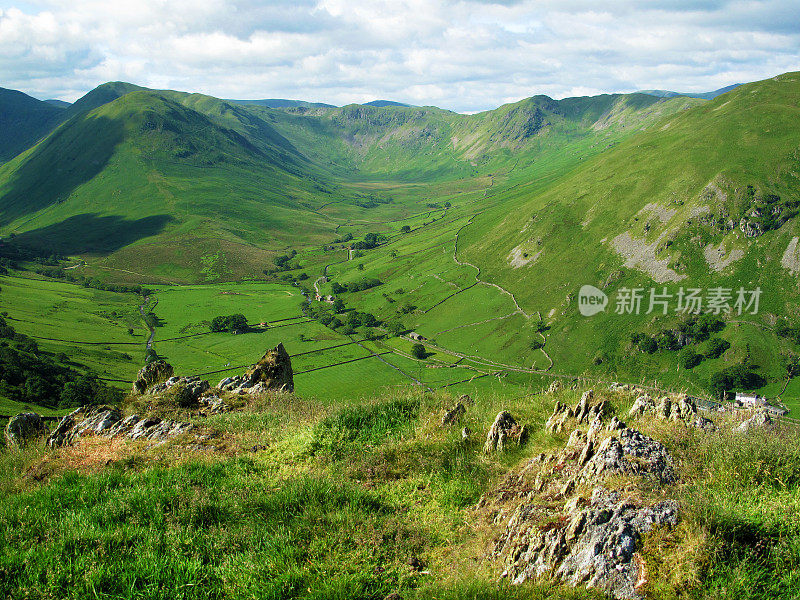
[1,72,799,402]
[0,81,699,276]
[458,71,800,391]
[0,87,65,163]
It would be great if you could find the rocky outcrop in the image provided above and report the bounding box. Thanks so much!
[218,343,294,393]
[198,395,232,415]
[132,360,174,394]
[628,393,717,432]
[442,402,466,426]
[5,412,45,446]
[484,411,528,453]
[495,488,678,599]
[582,428,676,484]
[47,405,193,448]
[148,376,210,407]
[483,392,680,599]
[545,390,608,433]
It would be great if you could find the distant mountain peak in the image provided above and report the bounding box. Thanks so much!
[637,83,742,100]
[362,100,410,107]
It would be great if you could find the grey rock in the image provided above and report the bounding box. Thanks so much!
[132,360,173,394]
[736,410,772,433]
[497,489,678,599]
[581,428,675,484]
[47,405,193,446]
[485,411,526,453]
[5,412,45,446]
[442,402,466,426]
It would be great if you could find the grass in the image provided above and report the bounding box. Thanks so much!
[2,384,799,598]
[4,74,800,408]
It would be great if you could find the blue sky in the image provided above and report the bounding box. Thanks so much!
[0,0,798,112]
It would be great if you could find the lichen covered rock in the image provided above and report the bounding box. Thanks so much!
[47,405,193,447]
[218,343,294,393]
[484,411,528,453]
[132,360,174,394]
[5,412,45,446]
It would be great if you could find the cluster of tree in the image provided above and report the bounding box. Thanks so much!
[776,322,800,345]
[330,277,382,294]
[301,296,393,340]
[631,314,726,355]
[333,233,353,244]
[400,225,411,234]
[710,364,766,398]
[0,315,120,409]
[270,250,298,272]
[353,194,393,209]
[34,267,152,295]
[351,233,384,250]
[210,314,249,333]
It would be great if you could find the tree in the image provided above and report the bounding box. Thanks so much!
[210,314,248,333]
[360,313,378,327]
[705,337,731,359]
[331,282,345,294]
[388,321,405,336]
[529,339,544,351]
[401,225,411,233]
[333,298,345,313]
[411,343,426,359]
[678,347,703,369]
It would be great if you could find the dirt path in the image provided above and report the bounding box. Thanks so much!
[313,276,324,296]
[138,296,157,351]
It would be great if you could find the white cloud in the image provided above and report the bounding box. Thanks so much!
[0,0,798,110]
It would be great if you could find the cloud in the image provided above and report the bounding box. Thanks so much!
[0,0,798,111]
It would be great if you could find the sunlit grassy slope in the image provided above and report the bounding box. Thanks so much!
[450,72,800,394]
[0,81,699,283]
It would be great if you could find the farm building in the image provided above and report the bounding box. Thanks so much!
[734,392,764,407]
[408,332,426,341]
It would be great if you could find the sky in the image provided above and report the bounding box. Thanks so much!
[0,0,798,112]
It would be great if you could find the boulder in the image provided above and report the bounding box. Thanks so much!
[148,376,210,407]
[484,411,527,453]
[628,395,653,418]
[581,428,676,484]
[219,344,293,393]
[132,360,173,394]
[736,410,772,433]
[5,412,45,446]
[47,405,193,447]
[442,402,466,426]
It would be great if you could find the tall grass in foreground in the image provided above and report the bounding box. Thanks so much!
[2,387,800,598]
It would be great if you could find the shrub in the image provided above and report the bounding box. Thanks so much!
[706,337,731,359]
[210,314,248,333]
[679,347,703,369]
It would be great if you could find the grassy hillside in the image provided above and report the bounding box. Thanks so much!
[0,81,699,284]
[2,384,799,599]
[0,87,65,163]
[456,72,800,396]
